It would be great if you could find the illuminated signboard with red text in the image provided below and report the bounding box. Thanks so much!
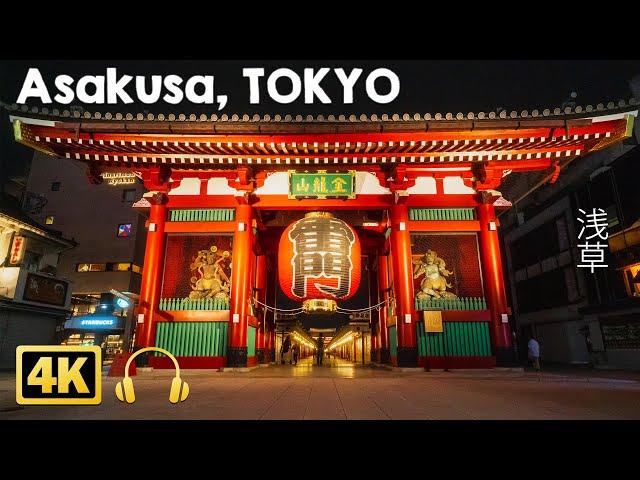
[9,235,26,265]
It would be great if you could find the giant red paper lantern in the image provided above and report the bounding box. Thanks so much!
[278,212,361,313]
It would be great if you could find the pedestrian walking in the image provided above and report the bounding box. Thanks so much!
[281,334,291,365]
[292,343,299,365]
[579,325,597,368]
[316,334,324,366]
[528,335,541,371]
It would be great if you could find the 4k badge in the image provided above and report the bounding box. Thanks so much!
[16,346,102,405]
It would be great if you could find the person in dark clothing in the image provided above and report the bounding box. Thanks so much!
[292,343,299,365]
[316,334,324,366]
[281,335,291,365]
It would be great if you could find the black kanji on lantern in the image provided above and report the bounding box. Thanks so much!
[288,215,355,299]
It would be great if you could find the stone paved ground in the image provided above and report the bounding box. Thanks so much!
[2,357,639,420]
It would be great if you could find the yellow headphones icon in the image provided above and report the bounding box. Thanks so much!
[115,347,189,404]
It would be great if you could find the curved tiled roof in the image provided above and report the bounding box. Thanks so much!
[7,99,636,175]
[2,98,638,124]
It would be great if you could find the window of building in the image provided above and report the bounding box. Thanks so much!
[122,189,137,202]
[588,169,623,235]
[23,250,42,272]
[117,223,133,238]
[602,266,630,302]
[45,216,55,225]
[613,146,640,230]
[510,216,567,272]
[51,182,61,191]
[76,262,137,272]
[603,204,620,229]
[625,265,640,297]
[62,333,96,347]
[515,268,569,313]
[71,294,101,315]
[76,263,107,272]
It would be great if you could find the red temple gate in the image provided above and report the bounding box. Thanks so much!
[9,102,637,368]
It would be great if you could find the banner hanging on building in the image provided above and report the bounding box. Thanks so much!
[9,235,26,265]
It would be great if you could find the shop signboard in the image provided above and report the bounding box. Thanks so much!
[9,235,26,265]
[22,273,68,307]
[64,315,125,330]
[100,172,137,186]
[289,171,355,199]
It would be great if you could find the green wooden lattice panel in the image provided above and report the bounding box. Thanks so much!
[388,325,397,357]
[168,209,235,222]
[409,208,476,221]
[248,326,256,357]
[415,297,487,311]
[416,321,491,357]
[155,322,228,357]
[159,298,230,311]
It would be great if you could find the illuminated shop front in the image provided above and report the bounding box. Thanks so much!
[63,313,125,355]
[10,102,637,368]
[62,292,135,360]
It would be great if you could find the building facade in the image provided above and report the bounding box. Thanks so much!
[8,101,637,369]
[24,152,147,357]
[501,116,640,370]
[0,196,74,369]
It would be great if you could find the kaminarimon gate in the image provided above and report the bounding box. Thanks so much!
[9,103,637,369]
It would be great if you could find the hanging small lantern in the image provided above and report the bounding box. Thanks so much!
[278,212,361,313]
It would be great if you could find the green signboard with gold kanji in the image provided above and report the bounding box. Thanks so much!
[288,171,355,199]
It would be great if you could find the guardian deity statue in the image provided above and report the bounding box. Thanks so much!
[412,249,457,300]
[187,246,231,300]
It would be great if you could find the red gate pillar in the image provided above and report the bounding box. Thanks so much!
[477,202,513,364]
[269,320,276,364]
[255,254,267,364]
[228,203,254,367]
[265,254,277,363]
[389,203,418,367]
[135,194,168,348]
[368,257,379,362]
[263,319,271,363]
[377,254,391,364]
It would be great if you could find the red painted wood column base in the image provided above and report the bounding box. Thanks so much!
[389,203,418,367]
[255,254,267,364]
[377,254,391,364]
[135,195,168,349]
[368,256,379,362]
[477,202,514,364]
[228,203,254,367]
